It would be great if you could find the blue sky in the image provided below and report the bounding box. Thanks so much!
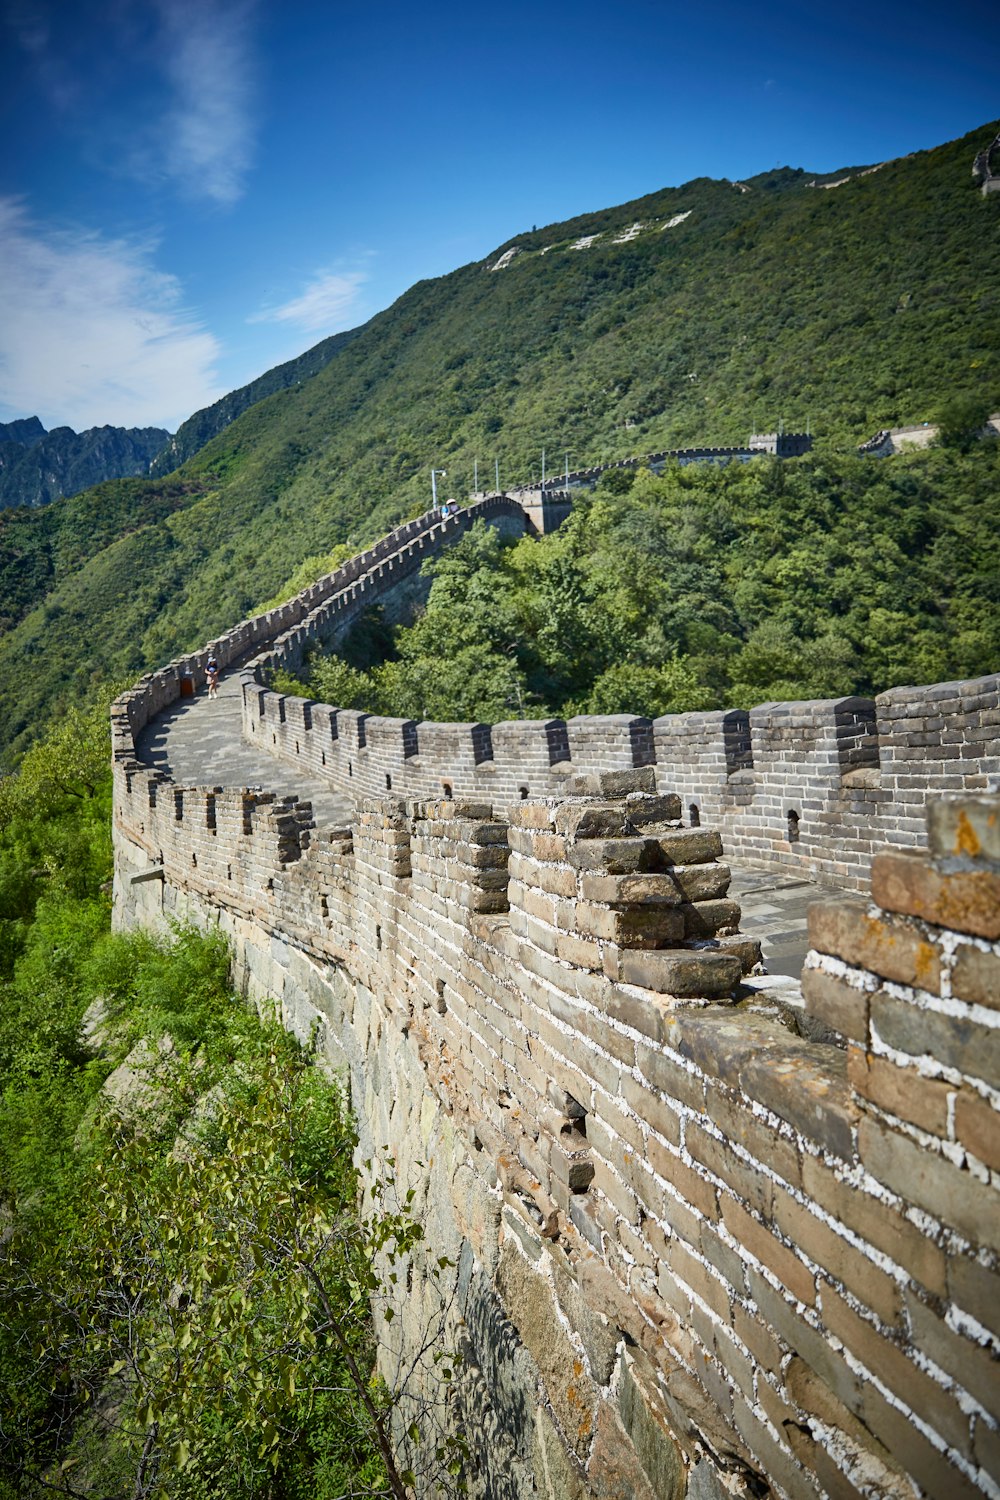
[0,0,994,434]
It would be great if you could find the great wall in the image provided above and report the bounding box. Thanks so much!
[111,487,1000,1500]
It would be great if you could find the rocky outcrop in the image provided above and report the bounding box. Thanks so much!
[0,419,170,508]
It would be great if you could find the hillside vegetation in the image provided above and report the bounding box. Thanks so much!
[0,119,997,759]
[0,696,452,1498]
[275,444,1000,722]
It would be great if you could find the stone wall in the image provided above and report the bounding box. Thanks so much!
[113,467,998,899]
[110,493,1000,1496]
[246,672,1000,893]
[112,725,1000,1498]
[112,494,529,755]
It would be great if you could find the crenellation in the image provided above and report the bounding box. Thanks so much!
[111,496,1000,1498]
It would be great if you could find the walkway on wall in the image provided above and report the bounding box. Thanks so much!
[135,669,354,827]
[134,666,845,989]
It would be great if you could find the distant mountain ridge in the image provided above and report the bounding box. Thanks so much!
[0,419,170,509]
[0,115,997,759]
[149,325,365,477]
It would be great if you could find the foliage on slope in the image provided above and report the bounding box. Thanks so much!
[279,444,1000,721]
[148,324,364,477]
[0,697,452,1499]
[0,119,997,759]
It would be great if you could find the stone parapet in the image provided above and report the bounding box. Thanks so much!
[113,728,1000,1497]
[244,666,1000,892]
[110,496,1000,1496]
[112,478,998,896]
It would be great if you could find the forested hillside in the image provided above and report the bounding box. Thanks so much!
[275,445,1000,723]
[0,696,448,1497]
[0,118,997,760]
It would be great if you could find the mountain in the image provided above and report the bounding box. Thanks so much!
[0,117,997,761]
[0,417,47,448]
[148,326,364,476]
[0,421,170,509]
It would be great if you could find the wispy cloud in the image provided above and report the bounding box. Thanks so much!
[155,0,257,206]
[3,0,258,207]
[0,197,224,431]
[250,269,370,335]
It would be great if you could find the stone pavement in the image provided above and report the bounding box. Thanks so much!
[135,669,354,829]
[136,669,847,988]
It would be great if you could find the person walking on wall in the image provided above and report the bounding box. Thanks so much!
[206,653,220,699]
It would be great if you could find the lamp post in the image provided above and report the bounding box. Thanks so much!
[431,468,447,512]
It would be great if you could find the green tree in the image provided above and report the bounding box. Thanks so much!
[3,1047,462,1499]
[934,395,992,451]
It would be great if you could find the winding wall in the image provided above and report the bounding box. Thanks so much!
[111,499,1000,1500]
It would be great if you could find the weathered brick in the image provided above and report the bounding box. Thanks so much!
[667,1009,789,1089]
[871,848,1000,940]
[633,1041,706,1112]
[555,803,635,839]
[644,1136,717,1219]
[698,1219,745,1292]
[927,796,1000,863]
[771,1184,901,1326]
[680,898,741,938]
[577,902,685,947]
[733,1303,783,1376]
[905,1289,1000,1417]
[749,1269,859,1409]
[857,1382,982,1500]
[578,872,685,905]
[618,949,741,997]
[666,1237,733,1325]
[603,985,673,1044]
[800,1153,946,1297]
[685,1120,773,1217]
[948,1253,1000,1343]
[654,829,723,864]
[740,1045,856,1160]
[566,837,659,873]
[871,991,1000,1091]
[808,899,942,993]
[720,1193,816,1306]
[822,1285,971,1460]
[954,1087,1000,1171]
[950,942,1000,1010]
[859,1115,1000,1249]
[706,1088,801,1189]
[801,965,870,1042]
[848,1047,951,1136]
[730,1386,823,1500]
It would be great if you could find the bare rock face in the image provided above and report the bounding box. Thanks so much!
[99,1032,177,1132]
[0,419,171,508]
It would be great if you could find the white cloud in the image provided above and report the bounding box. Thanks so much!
[4,0,258,207]
[0,198,225,431]
[250,269,369,335]
[156,0,257,206]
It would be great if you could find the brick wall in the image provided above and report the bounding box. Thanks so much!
[247,672,1000,892]
[112,480,998,898]
[113,719,1000,1498]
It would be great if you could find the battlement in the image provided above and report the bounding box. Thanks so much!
[111,491,1000,1499]
[244,669,1000,892]
[114,745,1000,1498]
